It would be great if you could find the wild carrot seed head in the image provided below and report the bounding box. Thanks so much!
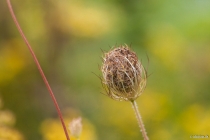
[101,45,147,101]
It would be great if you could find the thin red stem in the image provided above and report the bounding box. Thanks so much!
[6,0,70,140]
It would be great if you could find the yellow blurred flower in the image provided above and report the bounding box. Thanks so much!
[40,109,97,140]
[0,39,27,84]
[0,97,24,140]
[0,127,24,140]
[179,104,210,134]
[67,5,112,38]
[138,90,169,122]
[0,110,16,126]
[146,23,186,70]
[50,0,115,38]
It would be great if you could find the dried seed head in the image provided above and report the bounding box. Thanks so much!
[101,45,147,101]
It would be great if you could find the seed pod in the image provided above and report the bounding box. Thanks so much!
[101,45,147,101]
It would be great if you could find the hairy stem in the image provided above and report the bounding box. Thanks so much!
[6,0,70,140]
[131,100,149,140]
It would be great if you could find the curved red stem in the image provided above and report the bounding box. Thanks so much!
[6,0,70,140]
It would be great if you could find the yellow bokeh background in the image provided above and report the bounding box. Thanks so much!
[1,0,210,139]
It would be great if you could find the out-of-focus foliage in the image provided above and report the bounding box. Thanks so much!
[0,97,24,140]
[1,0,210,139]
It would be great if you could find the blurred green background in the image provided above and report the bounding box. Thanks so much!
[1,0,210,140]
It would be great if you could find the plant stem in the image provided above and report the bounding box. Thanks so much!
[131,100,149,140]
[6,0,70,140]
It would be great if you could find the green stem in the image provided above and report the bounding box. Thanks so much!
[131,100,149,140]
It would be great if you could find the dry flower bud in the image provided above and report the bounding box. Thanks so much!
[69,117,82,138]
[101,45,147,101]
